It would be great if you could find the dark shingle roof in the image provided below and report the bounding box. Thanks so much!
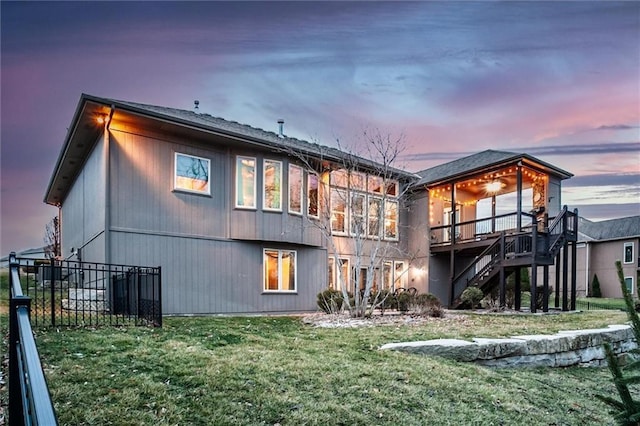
[578,216,640,241]
[101,96,416,179]
[414,149,572,186]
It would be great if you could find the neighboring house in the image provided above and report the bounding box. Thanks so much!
[44,94,580,314]
[573,216,640,298]
[0,246,48,269]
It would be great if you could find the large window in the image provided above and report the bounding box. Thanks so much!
[328,257,349,291]
[236,156,256,208]
[174,153,210,195]
[624,242,634,264]
[331,188,347,234]
[350,192,366,235]
[368,197,382,238]
[263,160,282,211]
[307,173,319,218]
[289,165,303,215]
[264,249,296,292]
[384,200,398,239]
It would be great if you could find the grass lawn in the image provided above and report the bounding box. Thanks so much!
[19,310,634,425]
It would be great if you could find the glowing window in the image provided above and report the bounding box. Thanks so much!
[264,249,296,292]
[308,173,319,218]
[263,160,282,211]
[236,156,256,208]
[331,188,347,234]
[288,165,303,214]
[174,153,210,195]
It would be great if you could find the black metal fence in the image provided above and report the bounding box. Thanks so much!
[11,256,162,327]
[9,252,58,425]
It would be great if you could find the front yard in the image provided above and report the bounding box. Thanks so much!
[25,310,634,425]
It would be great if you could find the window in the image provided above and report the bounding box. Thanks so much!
[350,192,366,235]
[331,188,347,234]
[382,262,393,290]
[384,200,398,239]
[394,261,407,290]
[263,160,282,211]
[368,197,382,238]
[289,165,303,215]
[264,249,296,292]
[368,176,384,194]
[174,153,210,194]
[350,172,366,191]
[385,180,398,196]
[236,156,256,208]
[624,242,634,264]
[328,258,335,289]
[307,173,319,218]
[330,169,348,188]
[625,277,634,295]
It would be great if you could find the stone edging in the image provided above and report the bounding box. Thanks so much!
[379,324,637,367]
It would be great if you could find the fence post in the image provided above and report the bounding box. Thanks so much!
[50,258,56,327]
[9,252,28,426]
[157,266,162,327]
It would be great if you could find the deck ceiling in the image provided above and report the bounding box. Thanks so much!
[429,164,547,200]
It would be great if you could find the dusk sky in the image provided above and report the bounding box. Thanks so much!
[1,1,639,254]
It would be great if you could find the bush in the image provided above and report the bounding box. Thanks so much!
[369,289,396,314]
[317,289,344,314]
[412,293,444,317]
[591,274,602,298]
[396,291,414,312]
[461,287,484,310]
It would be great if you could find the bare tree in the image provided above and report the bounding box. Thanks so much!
[44,216,61,259]
[282,128,416,317]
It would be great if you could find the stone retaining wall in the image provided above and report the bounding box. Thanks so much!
[380,324,636,367]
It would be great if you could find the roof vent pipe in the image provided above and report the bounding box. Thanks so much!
[277,119,284,138]
[194,100,200,111]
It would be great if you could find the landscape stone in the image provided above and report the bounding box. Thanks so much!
[380,324,637,368]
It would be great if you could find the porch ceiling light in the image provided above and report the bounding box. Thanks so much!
[485,180,505,193]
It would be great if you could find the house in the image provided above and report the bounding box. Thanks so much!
[44,93,579,315]
[44,94,425,315]
[573,216,640,298]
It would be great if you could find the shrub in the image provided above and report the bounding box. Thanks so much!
[370,289,396,315]
[317,289,344,314]
[591,274,602,298]
[396,291,413,312]
[597,261,640,423]
[461,287,484,310]
[412,293,444,317]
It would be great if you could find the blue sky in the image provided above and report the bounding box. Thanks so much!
[1,1,639,253]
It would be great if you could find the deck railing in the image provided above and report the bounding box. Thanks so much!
[9,252,58,425]
[431,212,535,245]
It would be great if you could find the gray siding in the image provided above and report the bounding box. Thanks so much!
[110,231,326,314]
[61,134,106,259]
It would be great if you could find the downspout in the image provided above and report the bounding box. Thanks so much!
[585,242,590,297]
[516,162,522,232]
[104,105,115,265]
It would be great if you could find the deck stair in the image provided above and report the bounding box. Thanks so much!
[450,206,576,309]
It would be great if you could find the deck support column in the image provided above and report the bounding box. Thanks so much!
[499,232,506,308]
[543,265,549,312]
[570,210,578,310]
[516,163,522,232]
[448,184,456,307]
[514,267,521,311]
[554,252,561,309]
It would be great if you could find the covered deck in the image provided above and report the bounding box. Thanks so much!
[416,150,577,312]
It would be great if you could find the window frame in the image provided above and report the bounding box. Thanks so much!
[331,187,348,235]
[384,199,399,240]
[367,195,383,238]
[625,276,634,295]
[624,242,634,264]
[173,152,211,195]
[288,164,303,215]
[307,172,320,219]
[263,159,283,211]
[263,248,297,293]
[235,156,257,209]
[350,191,366,236]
